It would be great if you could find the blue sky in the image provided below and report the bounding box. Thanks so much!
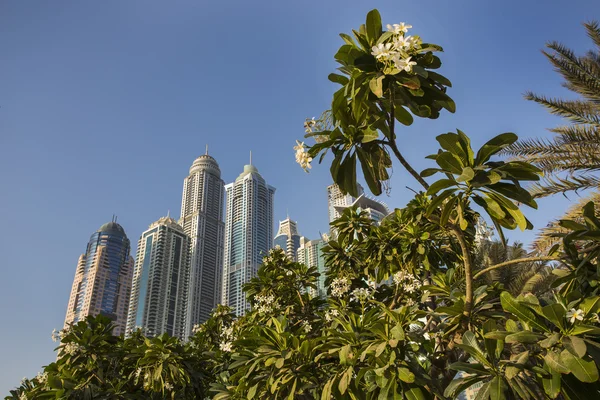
[1,0,598,392]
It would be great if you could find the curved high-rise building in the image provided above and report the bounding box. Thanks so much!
[126,216,191,339]
[179,152,225,333]
[64,221,134,336]
[222,162,275,316]
[273,217,301,261]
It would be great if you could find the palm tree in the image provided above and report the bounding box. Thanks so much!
[502,21,600,198]
[475,240,555,297]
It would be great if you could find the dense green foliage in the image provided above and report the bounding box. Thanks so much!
[8,9,600,400]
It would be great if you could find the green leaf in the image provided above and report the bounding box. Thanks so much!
[561,350,599,382]
[545,351,570,374]
[443,376,488,398]
[394,104,413,126]
[500,291,549,333]
[457,167,475,183]
[505,331,545,344]
[390,323,405,340]
[580,297,600,315]
[539,333,561,348]
[542,364,561,399]
[397,367,415,383]
[404,385,426,400]
[328,73,349,86]
[489,376,507,400]
[321,378,334,400]
[426,179,456,196]
[275,358,284,368]
[360,127,379,143]
[338,368,350,394]
[248,384,258,399]
[365,9,382,44]
[475,133,518,165]
[440,196,458,227]
[449,362,489,375]
[542,303,566,330]
[287,378,297,400]
[436,152,464,174]
[564,336,587,358]
[369,75,384,98]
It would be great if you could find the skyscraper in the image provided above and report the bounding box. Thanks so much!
[222,161,275,316]
[179,151,225,332]
[332,193,390,224]
[126,216,191,339]
[273,217,301,261]
[327,183,364,223]
[64,220,134,336]
[297,236,327,297]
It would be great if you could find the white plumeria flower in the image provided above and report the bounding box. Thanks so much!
[567,308,585,323]
[293,140,313,172]
[330,277,351,297]
[393,35,413,50]
[219,341,233,352]
[387,23,412,34]
[164,382,173,391]
[303,117,316,133]
[394,56,417,73]
[51,329,59,342]
[302,320,312,333]
[371,43,394,60]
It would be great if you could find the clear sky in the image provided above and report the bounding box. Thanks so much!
[1,0,598,393]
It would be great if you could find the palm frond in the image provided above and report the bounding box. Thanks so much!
[528,174,600,198]
[531,190,600,253]
[585,21,600,52]
[524,93,600,125]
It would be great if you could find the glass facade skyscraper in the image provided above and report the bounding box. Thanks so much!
[126,217,191,339]
[64,221,134,336]
[297,236,327,298]
[222,163,275,316]
[179,153,225,334]
[327,183,364,223]
[273,217,301,261]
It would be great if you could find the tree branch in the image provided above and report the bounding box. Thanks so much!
[449,225,473,319]
[386,87,430,190]
[473,256,559,280]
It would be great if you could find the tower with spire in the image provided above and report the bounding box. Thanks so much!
[179,147,225,332]
[222,157,275,316]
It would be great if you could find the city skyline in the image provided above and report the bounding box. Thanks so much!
[2,0,594,393]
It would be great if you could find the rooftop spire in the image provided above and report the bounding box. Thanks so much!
[250,150,252,165]
[205,144,208,155]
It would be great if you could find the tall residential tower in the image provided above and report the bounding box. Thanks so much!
[179,152,225,333]
[222,162,275,316]
[126,216,191,339]
[64,221,134,336]
[273,217,301,261]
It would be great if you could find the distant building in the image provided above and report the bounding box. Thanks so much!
[64,221,134,336]
[273,217,301,261]
[333,193,390,224]
[327,183,364,223]
[126,217,191,339]
[297,236,327,298]
[222,161,275,316]
[179,151,225,332]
